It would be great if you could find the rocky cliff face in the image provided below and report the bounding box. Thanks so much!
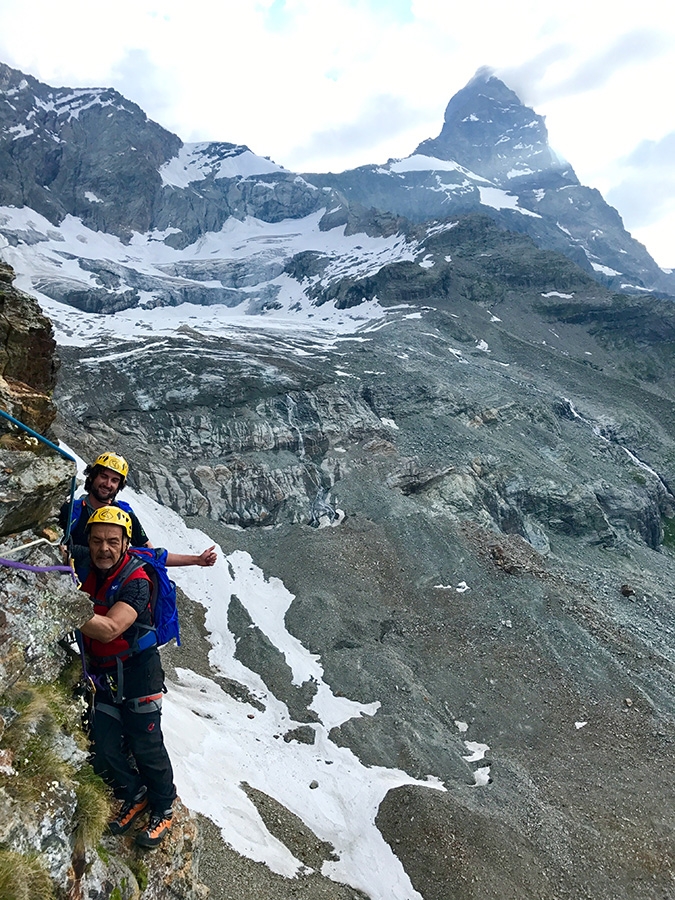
[0,61,181,239]
[0,261,58,436]
[0,262,207,900]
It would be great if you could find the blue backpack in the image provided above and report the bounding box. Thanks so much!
[106,547,181,650]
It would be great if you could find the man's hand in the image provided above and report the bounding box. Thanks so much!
[165,546,218,568]
[198,545,217,567]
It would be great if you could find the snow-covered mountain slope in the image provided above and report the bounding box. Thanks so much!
[159,142,289,187]
[310,150,654,290]
[2,59,674,318]
[131,485,447,900]
[0,59,329,250]
[0,204,423,325]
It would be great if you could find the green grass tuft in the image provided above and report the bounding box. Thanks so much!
[129,858,149,891]
[9,735,71,801]
[0,678,94,802]
[663,517,675,549]
[0,849,55,900]
[74,766,113,847]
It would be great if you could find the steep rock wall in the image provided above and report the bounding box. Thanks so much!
[0,261,58,437]
[0,263,207,900]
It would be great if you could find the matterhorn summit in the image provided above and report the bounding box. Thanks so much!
[415,67,573,188]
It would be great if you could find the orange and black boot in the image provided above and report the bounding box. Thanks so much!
[108,789,148,835]
[135,808,173,847]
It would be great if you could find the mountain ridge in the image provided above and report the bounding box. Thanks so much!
[1,59,674,315]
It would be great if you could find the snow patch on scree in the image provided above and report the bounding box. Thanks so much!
[60,445,444,900]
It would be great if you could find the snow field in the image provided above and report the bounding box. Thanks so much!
[62,446,443,900]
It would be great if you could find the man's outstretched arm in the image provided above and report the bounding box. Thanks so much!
[165,546,217,567]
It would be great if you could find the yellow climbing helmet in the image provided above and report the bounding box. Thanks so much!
[92,451,129,479]
[86,506,133,539]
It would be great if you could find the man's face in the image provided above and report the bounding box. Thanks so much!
[90,467,122,504]
[88,523,127,571]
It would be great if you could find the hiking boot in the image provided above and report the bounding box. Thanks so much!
[135,809,173,848]
[108,790,148,835]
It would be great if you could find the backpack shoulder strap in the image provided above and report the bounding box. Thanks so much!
[70,496,86,527]
[104,555,158,655]
[105,556,149,603]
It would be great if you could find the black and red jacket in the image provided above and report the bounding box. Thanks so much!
[80,551,152,667]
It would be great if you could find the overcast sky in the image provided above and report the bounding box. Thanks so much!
[1,0,673,268]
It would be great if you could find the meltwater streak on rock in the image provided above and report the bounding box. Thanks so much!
[309,488,339,528]
[285,393,306,460]
[561,397,675,504]
[119,482,442,900]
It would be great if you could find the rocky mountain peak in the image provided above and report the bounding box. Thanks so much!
[0,60,156,130]
[415,69,577,189]
[0,60,181,236]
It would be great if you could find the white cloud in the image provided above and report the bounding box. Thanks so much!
[607,132,675,229]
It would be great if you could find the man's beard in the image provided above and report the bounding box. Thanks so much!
[91,484,117,504]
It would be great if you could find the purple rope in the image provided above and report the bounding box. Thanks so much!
[0,556,78,581]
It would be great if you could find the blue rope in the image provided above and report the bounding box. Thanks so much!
[0,407,77,541]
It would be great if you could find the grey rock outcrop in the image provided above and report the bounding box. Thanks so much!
[0,539,89,694]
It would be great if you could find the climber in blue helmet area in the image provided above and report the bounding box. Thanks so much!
[59,451,151,549]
